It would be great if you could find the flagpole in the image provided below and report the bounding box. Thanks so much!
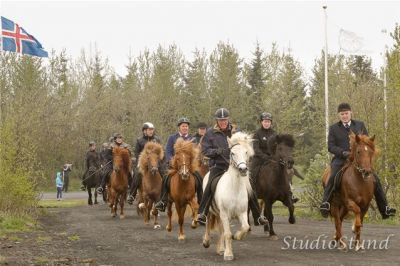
[323,5,329,160]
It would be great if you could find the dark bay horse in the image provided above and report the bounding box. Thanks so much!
[82,167,101,205]
[167,138,199,241]
[137,142,164,229]
[322,133,376,251]
[108,146,131,219]
[255,134,296,240]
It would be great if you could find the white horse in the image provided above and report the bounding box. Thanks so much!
[202,132,254,261]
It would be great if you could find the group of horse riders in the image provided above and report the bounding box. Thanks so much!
[80,103,396,225]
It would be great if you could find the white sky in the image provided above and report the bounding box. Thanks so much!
[1,0,399,78]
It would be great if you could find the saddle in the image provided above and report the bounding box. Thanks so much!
[333,165,350,190]
[210,174,224,195]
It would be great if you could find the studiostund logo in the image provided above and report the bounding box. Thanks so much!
[281,234,394,250]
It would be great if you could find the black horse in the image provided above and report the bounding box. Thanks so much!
[254,134,296,240]
[83,166,101,205]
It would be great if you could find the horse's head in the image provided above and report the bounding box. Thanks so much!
[113,147,131,174]
[268,134,295,169]
[139,142,164,176]
[171,139,200,181]
[349,133,376,180]
[228,132,254,176]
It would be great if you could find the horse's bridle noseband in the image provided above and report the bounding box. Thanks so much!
[229,143,248,175]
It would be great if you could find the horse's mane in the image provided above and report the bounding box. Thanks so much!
[113,147,131,173]
[138,142,164,173]
[348,133,377,162]
[169,138,200,176]
[268,134,295,154]
[229,132,254,157]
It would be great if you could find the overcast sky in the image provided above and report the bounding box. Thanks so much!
[1,1,399,77]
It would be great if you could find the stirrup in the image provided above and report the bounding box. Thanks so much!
[127,195,135,205]
[154,201,166,212]
[96,187,103,194]
[319,202,330,211]
[197,213,207,225]
[385,206,396,216]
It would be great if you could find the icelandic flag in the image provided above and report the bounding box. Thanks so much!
[1,16,48,57]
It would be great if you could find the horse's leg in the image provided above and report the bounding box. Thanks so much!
[94,186,98,204]
[120,192,126,219]
[348,201,362,251]
[216,217,225,255]
[283,196,295,224]
[166,202,172,232]
[177,203,186,241]
[264,200,276,239]
[111,190,117,217]
[88,189,93,205]
[151,199,161,229]
[333,207,347,251]
[219,212,234,261]
[233,211,250,241]
[202,214,212,248]
[143,197,150,225]
[189,197,198,229]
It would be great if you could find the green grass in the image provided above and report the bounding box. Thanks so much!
[0,214,36,236]
[38,199,86,208]
[68,235,80,241]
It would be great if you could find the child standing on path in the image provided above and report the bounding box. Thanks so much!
[56,172,63,201]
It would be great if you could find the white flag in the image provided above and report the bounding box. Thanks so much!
[338,29,365,54]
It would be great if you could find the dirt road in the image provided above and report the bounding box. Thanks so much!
[1,198,399,265]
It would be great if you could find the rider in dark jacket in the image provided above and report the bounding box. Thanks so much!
[320,103,396,219]
[196,108,269,227]
[127,122,165,204]
[81,141,101,191]
[154,117,203,212]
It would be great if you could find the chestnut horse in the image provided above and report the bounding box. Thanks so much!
[108,146,131,219]
[137,142,164,229]
[322,133,376,251]
[166,138,200,240]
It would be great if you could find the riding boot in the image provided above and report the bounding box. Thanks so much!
[128,169,141,205]
[97,168,111,194]
[193,171,203,204]
[373,174,396,219]
[248,191,269,227]
[154,175,170,212]
[319,162,342,217]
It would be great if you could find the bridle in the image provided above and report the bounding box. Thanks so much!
[352,145,373,180]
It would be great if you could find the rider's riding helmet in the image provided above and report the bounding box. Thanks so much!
[177,117,190,127]
[113,133,123,140]
[142,122,155,131]
[259,112,273,121]
[214,108,230,120]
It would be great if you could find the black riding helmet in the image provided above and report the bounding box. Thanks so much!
[260,112,272,121]
[214,108,230,119]
[177,117,190,127]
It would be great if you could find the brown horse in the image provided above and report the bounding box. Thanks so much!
[255,134,296,240]
[137,142,164,229]
[166,138,200,240]
[108,146,131,219]
[322,133,376,251]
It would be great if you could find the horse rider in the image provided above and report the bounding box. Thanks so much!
[127,122,166,205]
[196,108,269,226]
[194,122,208,144]
[154,117,204,212]
[320,103,396,219]
[97,133,133,194]
[251,112,300,203]
[80,141,101,191]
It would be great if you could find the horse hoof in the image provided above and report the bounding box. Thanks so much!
[202,240,210,248]
[138,203,145,209]
[166,226,172,232]
[269,235,279,241]
[289,216,296,224]
[154,224,161,230]
[112,214,116,218]
[94,202,98,205]
[224,255,234,261]
[120,215,125,219]
[178,235,185,241]
[191,221,198,229]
